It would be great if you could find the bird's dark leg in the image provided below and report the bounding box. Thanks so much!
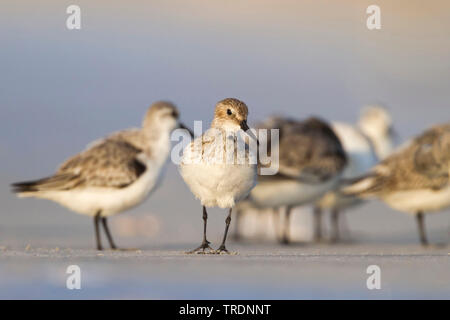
[94,211,102,251]
[273,207,281,240]
[280,206,293,245]
[416,211,429,246]
[101,217,117,250]
[216,208,233,254]
[313,206,323,242]
[231,207,242,241]
[339,211,351,240]
[330,208,340,243]
[187,206,214,254]
[272,207,283,243]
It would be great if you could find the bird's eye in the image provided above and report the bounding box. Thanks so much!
[227,109,232,116]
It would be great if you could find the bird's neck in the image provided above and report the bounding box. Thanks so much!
[363,129,393,160]
[143,125,172,160]
[211,119,240,135]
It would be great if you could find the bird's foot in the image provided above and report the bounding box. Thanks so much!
[422,242,447,249]
[313,235,327,244]
[329,236,340,244]
[280,236,290,245]
[186,240,215,254]
[214,245,230,254]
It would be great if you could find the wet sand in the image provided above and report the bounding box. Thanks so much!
[1,242,449,299]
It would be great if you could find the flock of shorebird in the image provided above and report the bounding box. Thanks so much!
[11,98,450,252]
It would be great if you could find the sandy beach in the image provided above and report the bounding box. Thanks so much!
[1,239,449,299]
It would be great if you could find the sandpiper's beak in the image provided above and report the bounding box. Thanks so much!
[179,122,194,138]
[240,120,259,145]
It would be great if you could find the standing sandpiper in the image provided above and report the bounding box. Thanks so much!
[12,101,192,250]
[179,98,258,254]
[343,123,450,246]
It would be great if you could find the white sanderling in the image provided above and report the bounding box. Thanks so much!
[235,116,348,244]
[12,101,192,250]
[342,122,450,246]
[314,105,396,242]
[179,98,258,254]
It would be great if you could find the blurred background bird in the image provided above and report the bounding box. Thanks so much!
[12,102,192,250]
[233,105,397,243]
[342,122,450,246]
[234,116,347,244]
[314,105,396,243]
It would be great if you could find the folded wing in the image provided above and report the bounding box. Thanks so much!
[12,139,147,193]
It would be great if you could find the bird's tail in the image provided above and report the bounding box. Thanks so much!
[11,173,78,197]
[339,173,382,198]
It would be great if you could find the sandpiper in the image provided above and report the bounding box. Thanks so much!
[314,105,395,242]
[342,123,450,246]
[179,98,258,254]
[236,116,348,244]
[12,101,192,250]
